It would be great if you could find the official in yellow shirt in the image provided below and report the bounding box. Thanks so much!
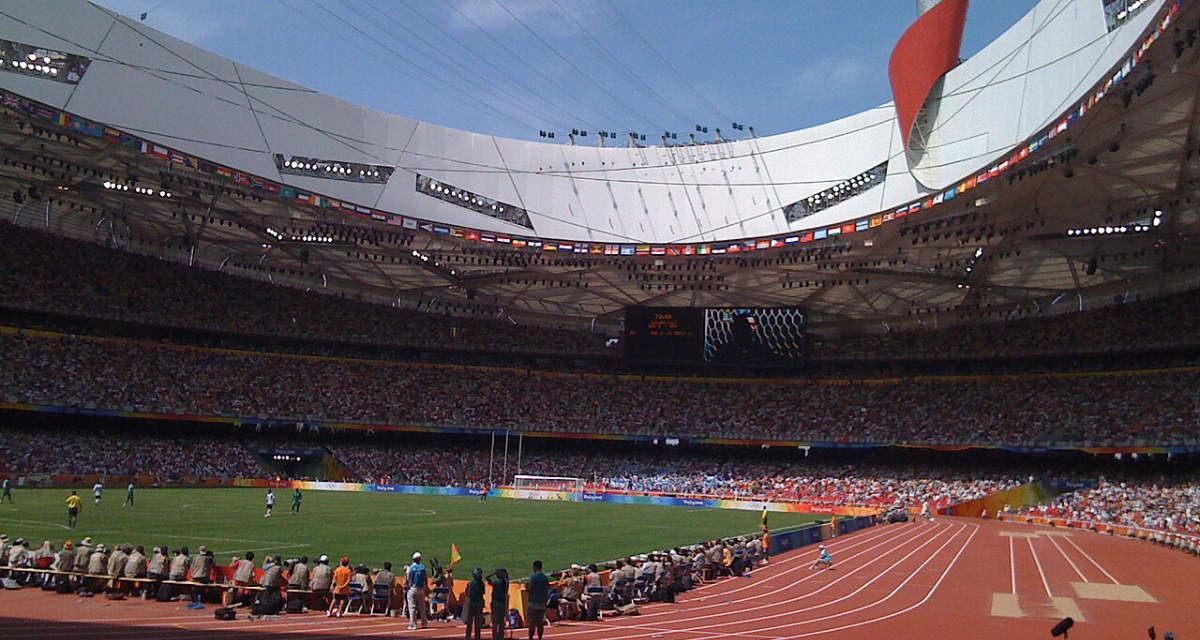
[66,491,82,528]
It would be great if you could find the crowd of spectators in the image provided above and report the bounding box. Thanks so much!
[820,288,1200,361]
[0,222,608,356]
[3,331,1197,446]
[1019,477,1200,535]
[0,428,264,479]
[327,444,1020,509]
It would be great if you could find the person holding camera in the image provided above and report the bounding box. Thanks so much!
[487,568,509,640]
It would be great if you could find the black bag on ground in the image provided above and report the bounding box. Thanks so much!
[251,590,284,616]
[214,607,237,620]
[284,597,304,614]
[56,581,74,594]
[155,583,174,602]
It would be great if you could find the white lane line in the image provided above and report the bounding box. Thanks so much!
[556,522,960,640]
[1026,537,1053,598]
[771,522,981,639]
[600,522,970,640]
[210,543,312,556]
[1045,534,1087,582]
[2,517,72,530]
[1062,534,1120,584]
[1009,535,1017,594]
[545,523,945,638]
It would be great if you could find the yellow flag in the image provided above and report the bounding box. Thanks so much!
[450,543,462,567]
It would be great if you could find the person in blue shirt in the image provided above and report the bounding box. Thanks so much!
[405,552,429,630]
[811,545,833,570]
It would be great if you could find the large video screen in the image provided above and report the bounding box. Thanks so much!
[623,307,703,364]
[624,306,805,366]
[703,307,806,364]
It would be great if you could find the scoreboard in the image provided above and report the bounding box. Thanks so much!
[624,306,805,367]
[623,307,703,364]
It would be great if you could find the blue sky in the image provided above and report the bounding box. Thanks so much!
[95,0,1039,141]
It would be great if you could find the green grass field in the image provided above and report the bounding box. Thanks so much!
[0,488,827,575]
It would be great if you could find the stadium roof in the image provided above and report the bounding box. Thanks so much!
[0,0,1197,332]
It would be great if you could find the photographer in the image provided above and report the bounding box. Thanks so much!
[486,568,508,640]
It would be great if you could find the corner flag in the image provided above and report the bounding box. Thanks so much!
[450,543,462,567]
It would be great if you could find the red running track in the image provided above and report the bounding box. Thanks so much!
[0,517,1195,640]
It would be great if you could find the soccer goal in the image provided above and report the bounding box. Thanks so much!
[512,475,585,492]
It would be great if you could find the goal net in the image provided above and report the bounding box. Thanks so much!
[512,475,585,492]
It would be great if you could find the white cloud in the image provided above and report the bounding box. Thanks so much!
[788,56,872,102]
[445,0,594,39]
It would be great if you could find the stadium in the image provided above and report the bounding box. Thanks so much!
[0,0,1197,638]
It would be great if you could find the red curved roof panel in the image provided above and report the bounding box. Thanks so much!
[889,0,970,148]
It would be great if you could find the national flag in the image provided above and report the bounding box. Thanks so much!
[620,245,635,256]
[496,236,511,244]
[480,233,495,243]
[402,218,418,230]
[69,118,103,138]
[755,239,770,250]
[855,219,868,232]
[813,229,827,240]
[433,225,450,235]
[512,238,527,248]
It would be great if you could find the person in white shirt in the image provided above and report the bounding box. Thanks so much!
[92,482,103,505]
[264,489,275,518]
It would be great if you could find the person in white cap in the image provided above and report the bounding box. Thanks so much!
[405,552,429,629]
[811,545,833,570]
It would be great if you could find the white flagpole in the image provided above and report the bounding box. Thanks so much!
[488,431,495,488]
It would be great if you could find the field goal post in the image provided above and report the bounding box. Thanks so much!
[512,475,585,492]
